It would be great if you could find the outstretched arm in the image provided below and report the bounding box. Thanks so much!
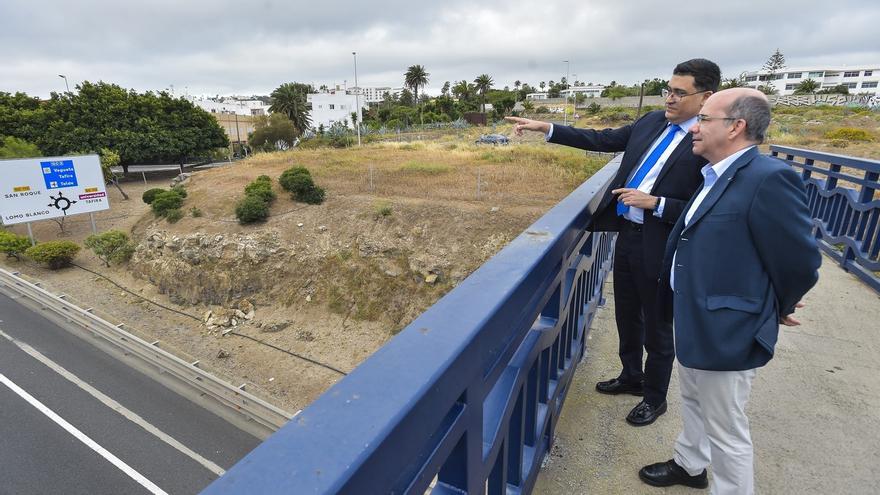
[505,116,551,136]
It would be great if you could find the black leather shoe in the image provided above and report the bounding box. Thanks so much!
[626,400,667,426]
[595,378,644,396]
[638,459,708,488]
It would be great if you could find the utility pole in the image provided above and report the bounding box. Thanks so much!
[58,74,70,92]
[636,83,645,119]
[563,60,570,126]
[353,52,362,146]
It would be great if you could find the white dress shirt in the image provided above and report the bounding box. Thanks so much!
[670,145,756,290]
[547,115,698,224]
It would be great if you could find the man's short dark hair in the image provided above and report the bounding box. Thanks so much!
[673,59,721,93]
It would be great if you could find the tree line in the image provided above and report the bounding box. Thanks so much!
[0,82,228,169]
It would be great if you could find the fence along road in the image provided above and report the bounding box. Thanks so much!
[0,277,268,494]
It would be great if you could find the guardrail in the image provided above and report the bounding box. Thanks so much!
[202,155,621,494]
[0,268,293,434]
[770,145,880,292]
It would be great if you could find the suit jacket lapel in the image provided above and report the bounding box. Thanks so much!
[618,121,669,184]
[602,118,670,213]
[651,133,693,190]
[683,147,759,232]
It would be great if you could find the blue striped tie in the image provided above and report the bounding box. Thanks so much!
[617,124,681,216]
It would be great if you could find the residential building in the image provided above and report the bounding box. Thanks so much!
[213,113,256,144]
[561,85,605,98]
[190,97,270,116]
[307,91,369,130]
[741,66,880,95]
[526,92,549,100]
[350,86,404,103]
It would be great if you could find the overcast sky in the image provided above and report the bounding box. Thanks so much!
[3,0,879,99]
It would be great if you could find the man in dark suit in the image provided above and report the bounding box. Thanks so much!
[638,88,821,493]
[506,59,720,426]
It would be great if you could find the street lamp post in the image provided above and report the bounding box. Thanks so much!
[58,74,70,93]
[562,60,570,126]
[352,51,362,146]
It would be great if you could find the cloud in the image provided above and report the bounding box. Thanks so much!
[3,0,879,98]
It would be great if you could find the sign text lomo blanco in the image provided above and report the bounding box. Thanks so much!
[0,154,110,226]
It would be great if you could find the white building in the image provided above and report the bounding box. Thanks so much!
[350,86,404,103]
[742,66,879,95]
[561,85,605,98]
[190,97,270,116]
[526,92,549,100]
[306,92,369,130]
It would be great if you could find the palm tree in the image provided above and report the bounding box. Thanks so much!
[452,80,471,101]
[539,81,546,92]
[269,82,313,136]
[793,78,820,95]
[720,77,745,90]
[474,74,493,113]
[404,65,429,106]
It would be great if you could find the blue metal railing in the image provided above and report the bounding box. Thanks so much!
[771,145,880,292]
[202,156,621,494]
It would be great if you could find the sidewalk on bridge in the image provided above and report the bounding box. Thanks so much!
[535,253,880,494]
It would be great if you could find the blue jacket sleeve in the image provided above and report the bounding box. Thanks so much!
[547,123,633,153]
[747,166,821,317]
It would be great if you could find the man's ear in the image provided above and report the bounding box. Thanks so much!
[729,119,747,139]
[700,91,713,106]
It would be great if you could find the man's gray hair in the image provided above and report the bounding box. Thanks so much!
[727,95,771,143]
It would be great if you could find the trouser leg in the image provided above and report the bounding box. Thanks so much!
[612,229,644,384]
[673,365,711,475]
[635,264,674,407]
[697,368,756,495]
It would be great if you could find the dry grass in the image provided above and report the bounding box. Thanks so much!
[221,139,610,211]
[767,107,880,159]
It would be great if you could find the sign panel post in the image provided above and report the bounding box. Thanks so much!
[0,154,110,230]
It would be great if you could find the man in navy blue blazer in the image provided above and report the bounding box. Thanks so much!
[506,59,720,426]
[638,88,821,494]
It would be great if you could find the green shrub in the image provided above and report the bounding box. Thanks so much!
[170,185,188,198]
[283,173,315,195]
[0,136,41,159]
[295,185,325,204]
[235,195,270,224]
[279,166,311,192]
[142,188,166,204]
[190,207,203,217]
[279,166,324,204]
[374,201,392,217]
[25,241,80,269]
[151,191,184,217]
[244,180,276,203]
[255,175,272,183]
[165,208,184,223]
[84,230,135,266]
[0,231,32,260]
[824,127,874,142]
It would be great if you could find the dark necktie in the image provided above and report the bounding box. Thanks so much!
[617,124,681,216]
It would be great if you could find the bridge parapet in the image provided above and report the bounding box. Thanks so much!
[771,145,880,292]
[202,156,621,494]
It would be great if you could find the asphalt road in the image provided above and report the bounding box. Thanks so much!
[0,289,262,495]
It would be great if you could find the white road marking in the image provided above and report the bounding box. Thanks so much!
[0,328,226,476]
[0,373,169,495]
